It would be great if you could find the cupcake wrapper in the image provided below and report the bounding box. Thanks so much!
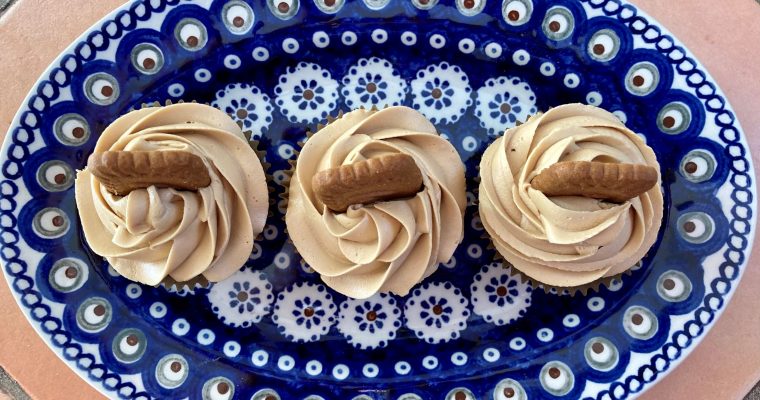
[481,225,634,297]
[158,274,212,292]
[129,98,198,113]
[220,118,279,242]
[244,136,276,222]
[216,103,276,224]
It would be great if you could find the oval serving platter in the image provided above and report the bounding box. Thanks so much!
[0,0,756,399]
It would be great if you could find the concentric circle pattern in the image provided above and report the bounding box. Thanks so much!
[0,0,754,399]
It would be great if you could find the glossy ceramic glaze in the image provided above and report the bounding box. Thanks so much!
[0,0,756,399]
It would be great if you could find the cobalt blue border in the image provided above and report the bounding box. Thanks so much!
[0,0,755,399]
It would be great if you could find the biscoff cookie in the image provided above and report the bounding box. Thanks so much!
[88,150,211,196]
[531,161,658,203]
[311,153,423,212]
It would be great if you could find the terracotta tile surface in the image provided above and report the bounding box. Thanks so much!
[0,3,125,399]
[0,0,758,399]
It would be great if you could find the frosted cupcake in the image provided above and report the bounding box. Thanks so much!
[286,106,467,299]
[478,103,663,289]
[75,103,269,286]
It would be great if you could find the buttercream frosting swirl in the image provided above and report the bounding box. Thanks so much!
[75,103,268,285]
[286,106,467,298]
[479,103,663,287]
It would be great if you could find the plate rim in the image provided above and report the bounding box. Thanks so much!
[591,3,758,399]
[0,0,756,399]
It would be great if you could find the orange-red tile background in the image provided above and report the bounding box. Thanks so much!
[1,1,758,399]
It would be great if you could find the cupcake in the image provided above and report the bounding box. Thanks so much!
[286,106,467,299]
[478,103,663,289]
[75,103,269,286]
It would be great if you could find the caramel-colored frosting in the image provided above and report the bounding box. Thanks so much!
[479,103,663,287]
[75,103,268,285]
[286,107,467,298]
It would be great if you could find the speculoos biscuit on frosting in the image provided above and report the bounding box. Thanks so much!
[286,106,467,299]
[75,103,269,286]
[478,103,663,288]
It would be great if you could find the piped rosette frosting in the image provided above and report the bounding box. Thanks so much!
[478,103,663,288]
[286,106,467,299]
[75,103,269,286]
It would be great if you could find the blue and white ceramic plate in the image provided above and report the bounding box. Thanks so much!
[1,0,757,399]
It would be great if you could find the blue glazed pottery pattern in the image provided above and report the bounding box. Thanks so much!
[0,0,756,399]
